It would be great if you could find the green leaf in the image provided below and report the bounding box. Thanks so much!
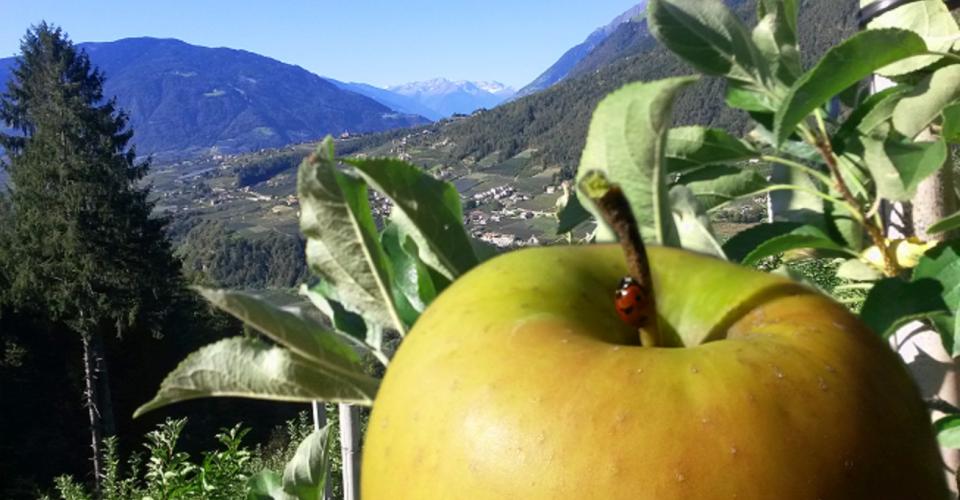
[862,133,948,201]
[282,425,334,499]
[929,211,960,235]
[836,258,884,282]
[860,278,948,339]
[862,0,960,76]
[345,157,477,280]
[914,242,960,355]
[725,83,779,113]
[723,223,849,266]
[135,338,380,417]
[669,185,726,258]
[647,0,768,85]
[298,138,402,332]
[934,415,960,449]
[300,281,366,340]
[665,126,759,173]
[756,0,798,37]
[832,85,906,152]
[676,165,769,211]
[576,77,698,246]
[380,222,447,328]
[893,64,960,139]
[752,2,801,84]
[943,104,960,144]
[197,288,364,370]
[555,186,591,234]
[773,29,927,145]
[248,470,294,500]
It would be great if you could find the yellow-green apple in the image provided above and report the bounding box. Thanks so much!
[362,244,947,499]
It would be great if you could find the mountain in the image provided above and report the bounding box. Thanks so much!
[513,2,648,98]
[327,79,443,120]
[386,78,516,118]
[345,0,859,179]
[0,37,429,159]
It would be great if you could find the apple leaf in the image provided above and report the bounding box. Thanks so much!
[944,104,960,144]
[299,280,383,357]
[576,76,698,247]
[135,337,380,417]
[928,211,960,235]
[861,133,948,201]
[345,157,477,281]
[861,0,960,76]
[555,186,591,235]
[832,85,906,153]
[892,64,960,140]
[836,259,884,282]
[647,0,768,86]
[675,165,768,211]
[934,415,960,449]
[773,29,927,146]
[298,138,403,332]
[860,278,948,339]
[282,424,335,499]
[914,242,960,356]
[248,470,294,500]
[665,126,759,173]
[723,223,850,266]
[381,222,447,329]
[196,288,368,369]
[752,1,801,84]
[669,185,726,258]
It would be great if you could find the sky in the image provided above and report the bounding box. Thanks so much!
[0,0,640,89]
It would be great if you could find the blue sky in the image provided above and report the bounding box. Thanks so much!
[0,0,639,88]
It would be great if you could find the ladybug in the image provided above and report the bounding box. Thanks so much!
[615,276,647,327]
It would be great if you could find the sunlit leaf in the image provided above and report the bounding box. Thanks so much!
[248,470,293,500]
[576,77,698,246]
[892,64,960,139]
[135,338,380,417]
[345,157,477,280]
[648,0,768,85]
[282,425,334,499]
[934,415,960,449]
[676,165,768,210]
[555,185,591,234]
[862,0,960,76]
[669,185,726,258]
[773,29,927,145]
[298,138,402,331]
[665,126,759,173]
[861,133,948,201]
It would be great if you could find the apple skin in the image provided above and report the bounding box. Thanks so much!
[362,245,948,499]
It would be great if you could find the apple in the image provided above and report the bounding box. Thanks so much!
[362,244,947,499]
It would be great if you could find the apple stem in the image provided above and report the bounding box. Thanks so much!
[590,183,661,347]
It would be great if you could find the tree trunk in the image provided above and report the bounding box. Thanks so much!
[338,404,361,500]
[81,333,104,494]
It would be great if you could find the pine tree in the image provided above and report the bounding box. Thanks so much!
[0,23,183,490]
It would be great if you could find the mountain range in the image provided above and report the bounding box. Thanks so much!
[329,78,515,120]
[0,37,429,159]
[513,2,648,98]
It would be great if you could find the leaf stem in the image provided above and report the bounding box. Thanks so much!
[580,172,661,347]
[810,133,900,277]
[761,155,833,185]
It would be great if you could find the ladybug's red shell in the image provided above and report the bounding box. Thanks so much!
[615,277,646,327]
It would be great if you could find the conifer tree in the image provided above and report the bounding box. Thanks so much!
[0,23,183,489]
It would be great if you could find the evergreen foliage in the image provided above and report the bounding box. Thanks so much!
[0,22,182,336]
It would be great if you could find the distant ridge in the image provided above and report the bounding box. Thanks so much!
[0,37,429,159]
